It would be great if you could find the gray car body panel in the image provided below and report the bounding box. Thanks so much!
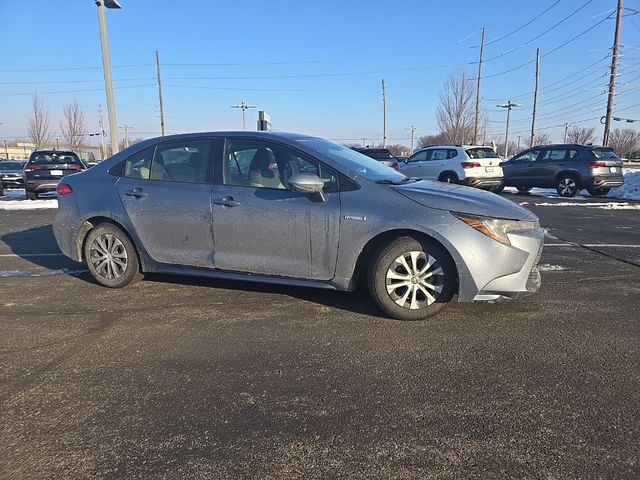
[54,131,544,304]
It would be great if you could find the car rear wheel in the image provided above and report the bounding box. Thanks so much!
[84,223,143,288]
[516,186,532,193]
[490,184,505,194]
[367,236,456,321]
[587,187,611,197]
[555,175,580,197]
[26,191,37,200]
[438,172,458,184]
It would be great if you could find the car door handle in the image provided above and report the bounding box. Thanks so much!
[124,188,148,198]
[213,196,241,207]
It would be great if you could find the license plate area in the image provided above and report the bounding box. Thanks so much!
[50,169,63,176]
[609,167,617,173]
[485,167,494,173]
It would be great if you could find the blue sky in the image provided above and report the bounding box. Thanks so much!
[1,0,639,147]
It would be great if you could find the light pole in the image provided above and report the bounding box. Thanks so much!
[406,126,417,153]
[96,0,121,156]
[231,101,256,130]
[119,124,133,148]
[3,139,8,160]
[497,100,521,158]
[563,122,573,144]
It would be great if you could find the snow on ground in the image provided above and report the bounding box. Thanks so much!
[607,170,640,201]
[0,190,57,210]
[538,264,569,272]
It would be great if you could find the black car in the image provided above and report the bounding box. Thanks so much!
[24,150,87,200]
[351,147,399,170]
[494,144,624,197]
[0,160,27,190]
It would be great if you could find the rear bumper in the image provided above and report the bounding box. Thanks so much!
[25,178,60,193]
[463,176,504,188]
[590,175,624,188]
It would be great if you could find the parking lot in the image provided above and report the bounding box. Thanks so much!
[1,192,639,479]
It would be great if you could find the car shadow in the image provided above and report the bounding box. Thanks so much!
[1,224,385,318]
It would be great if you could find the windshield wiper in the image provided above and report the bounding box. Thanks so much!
[375,177,418,185]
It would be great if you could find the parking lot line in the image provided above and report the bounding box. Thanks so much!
[544,243,640,248]
[0,253,65,257]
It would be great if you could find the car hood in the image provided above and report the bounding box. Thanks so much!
[392,180,536,221]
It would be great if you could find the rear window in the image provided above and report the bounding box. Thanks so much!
[466,147,499,159]
[362,149,394,160]
[591,148,619,160]
[29,152,82,165]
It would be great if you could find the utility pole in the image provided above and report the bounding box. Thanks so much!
[474,27,485,145]
[382,79,387,148]
[4,139,9,160]
[497,100,521,158]
[119,124,133,149]
[530,47,540,147]
[231,100,256,130]
[603,0,624,146]
[98,104,107,159]
[563,122,573,143]
[156,51,166,136]
[517,135,522,150]
[406,125,417,153]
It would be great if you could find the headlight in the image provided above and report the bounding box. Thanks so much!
[453,212,539,246]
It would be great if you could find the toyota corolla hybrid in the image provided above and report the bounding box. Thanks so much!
[54,132,543,321]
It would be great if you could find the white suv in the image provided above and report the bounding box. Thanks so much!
[399,145,503,189]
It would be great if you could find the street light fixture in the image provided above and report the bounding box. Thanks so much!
[497,100,521,158]
[95,0,121,156]
[231,101,256,131]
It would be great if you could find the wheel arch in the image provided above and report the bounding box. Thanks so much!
[553,169,581,186]
[77,216,144,268]
[438,170,459,182]
[351,228,459,293]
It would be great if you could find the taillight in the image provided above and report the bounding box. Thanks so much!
[391,162,399,170]
[68,165,85,171]
[461,162,481,169]
[586,161,606,168]
[56,183,73,195]
[23,165,42,172]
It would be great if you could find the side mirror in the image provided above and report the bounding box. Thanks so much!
[287,173,326,201]
[404,158,409,164]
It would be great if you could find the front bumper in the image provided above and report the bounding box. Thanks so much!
[1,175,25,188]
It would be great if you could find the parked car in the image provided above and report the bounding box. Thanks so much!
[400,145,503,189]
[352,147,399,170]
[24,150,87,200]
[494,144,624,197]
[0,160,27,189]
[53,132,543,321]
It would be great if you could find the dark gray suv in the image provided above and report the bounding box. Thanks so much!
[494,144,624,197]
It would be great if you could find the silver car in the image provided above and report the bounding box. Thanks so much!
[54,132,543,321]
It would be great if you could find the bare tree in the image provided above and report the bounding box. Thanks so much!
[523,132,551,148]
[60,99,86,151]
[416,133,448,149]
[385,144,410,156]
[566,127,595,144]
[436,69,476,145]
[608,128,640,158]
[26,93,50,148]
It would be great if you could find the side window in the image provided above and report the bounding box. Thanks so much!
[447,149,458,159]
[430,149,448,161]
[123,146,154,179]
[568,150,579,159]
[542,149,568,161]
[512,149,541,163]
[224,140,337,192]
[408,150,427,163]
[150,140,211,183]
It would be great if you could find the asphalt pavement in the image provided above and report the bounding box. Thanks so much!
[1,193,639,479]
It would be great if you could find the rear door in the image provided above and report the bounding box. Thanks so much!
[537,147,571,186]
[115,138,216,267]
[425,148,451,180]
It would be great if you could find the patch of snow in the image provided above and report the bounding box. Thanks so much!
[538,264,569,272]
[529,202,640,210]
[0,268,86,278]
[607,170,640,201]
[0,189,57,210]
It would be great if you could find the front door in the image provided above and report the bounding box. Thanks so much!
[115,139,215,267]
[211,138,341,281]
[504,148,542,186]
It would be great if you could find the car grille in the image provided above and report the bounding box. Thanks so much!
[526,245,543,292]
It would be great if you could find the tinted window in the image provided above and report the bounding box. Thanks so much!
[123,147,154,179]
[591,148,619,159]
[542,149,568,161]
[407,150,428,163]
[151,140,211,183]
[29,152,81,165]
[224,140,338,192]
[430,149,449,160]
[466,147,499,159]
[511,149,541,162]
[362,149,394,160]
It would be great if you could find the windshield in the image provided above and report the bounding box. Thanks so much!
[0,162,26,170]
[296,137,406,181]
[591,148,619,160]
[466,147,499,159]
[29,152,82,165]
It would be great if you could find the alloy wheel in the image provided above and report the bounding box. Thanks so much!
[385,251,444,310]
[89,233,128,280]
[558,178,577,196]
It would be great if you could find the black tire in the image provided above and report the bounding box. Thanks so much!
[555,174,580,197]
[83,223,143,288]
[367,236,456,321]
[438,172,458,184]
[490,184,505,194]
[516,186,532,193]
[26,191,37,200]
[587,187,611,197]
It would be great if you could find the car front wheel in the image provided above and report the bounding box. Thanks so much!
[367,236,456,321]
[556,175,580,197]
[516,186,532,193]
[84,223,143,288]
